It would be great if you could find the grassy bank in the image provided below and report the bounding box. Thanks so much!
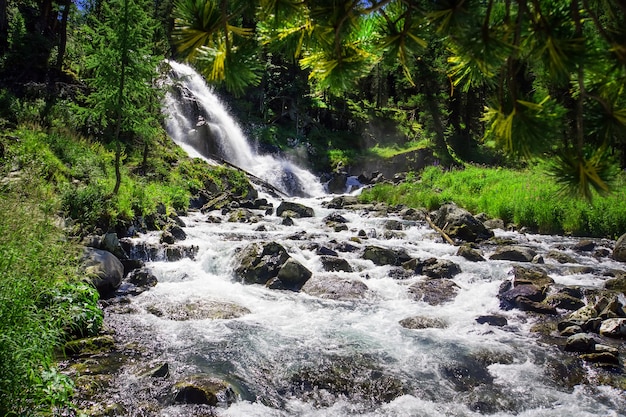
[359,165,626,238]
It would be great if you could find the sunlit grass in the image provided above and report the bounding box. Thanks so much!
[360,165,626,238]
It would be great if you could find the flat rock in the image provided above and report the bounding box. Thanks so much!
[564,333,597,353]
[399,316,448,329]
[408,278,459,305]
[490,246,537,262]
[301,274,369,300]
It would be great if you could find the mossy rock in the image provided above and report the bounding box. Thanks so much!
[64,335,115,356]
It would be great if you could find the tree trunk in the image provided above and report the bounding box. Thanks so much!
[0,0,8,56]
[112,0,130,195]
[56,0,71,71]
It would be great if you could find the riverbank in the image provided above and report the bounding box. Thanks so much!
[359,165,626,239]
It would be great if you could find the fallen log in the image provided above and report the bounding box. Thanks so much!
[425,216,456,246]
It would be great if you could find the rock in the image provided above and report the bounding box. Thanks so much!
[499,284,546,310]
[164,245,198,262]
[567,304,599,324]
[126,267,158,288]
[515,297,557,314]
[440,357,494,391]
[363,245,410,266]
[604,276,626,293]
[200,192,231,213]
[160,231,176,244]
[578,352,621,365]
[276,201,314,218]
[233,242,290,285]
[101,232,128,259]
[275,258,313,291]
[547,250,577,264]
[511,267,552,291]
[64,335,115,356]
[408,278,459,305]
[228,208,259,223]
[400,316,448,329]
[560,325,583,336]
[384,220,403,230]
[457,244,485,262]
[599,318,626,338]
[323,195,359,209]
[82,247,124,296]
[490,246,537,262]
[414,257,461,279]
[146,299,250,320]
[546,293,585,311]
[475,315,508,327]
[317,246,339,257]
[564,333,597,353]
[281,216,294,226]
[483,218,505,230]
[166,224,187,241]
[431,204,494,242]
[301,274,370,300]
[173,375,236,406]
[319,256,353,272]
[572,240,595,252]
[324,212,348,224]
[598,296,625,319]
[613,233,626,262]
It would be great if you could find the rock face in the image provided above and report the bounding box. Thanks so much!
[431,204,494,242]
[82,247,124,296]
[613,233,626,262]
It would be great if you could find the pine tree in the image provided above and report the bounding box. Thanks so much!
[82,0,162,194]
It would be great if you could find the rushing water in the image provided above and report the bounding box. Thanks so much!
[102,198,625,417]
[81,63,625,416]
[162,60,325,197]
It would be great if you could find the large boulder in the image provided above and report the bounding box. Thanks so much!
[233,242,290,285]
[408,278,459,305]
[274,258,313,291]
[431,204,494,242]
[82,247,124,296]
[276,201,314,218]
[302,274,370,300]
[173,375,237,406]
[363,245,410,266]
[613,233,626,262]
[490,246,537,262]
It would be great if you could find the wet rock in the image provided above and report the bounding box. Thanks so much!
[564,333,597,353]
[598,296,625,319]
[276,258,313,291]
[145,299,250,320]
[546,293,585,311]
[317,246,339,257]
[287,354,406,406]
[613,232,626,262]
[126,267,158,288]
[490,246,537,262]
[431,203,494,242]
[440,357,494,391]
[511,265,554,289]
[102,232,128,260]
[515,297,557,315]
[160,231,176,245]
[599,318,626,338]
[319,256,353,273]
[323,212,348,224]
[579,352,621,365]
[499,283,546,310]
[414,257,461,279]
[200,192,231,213]
[228,208,259,223]
[384,219,403,230]
[475,315,508,327]
[233,242,290,285]
[281,216,294,226]
[604,276,626,293]
[408,278,459,305]
[547,250,577,264]
[560,325,583,336]
[173,375,236,406]
[323,195,359,209]
[363,245,410,266]
[82,247,124,296]
[64,335,115,356]
[572,240,595,252]
[457,244,485,262]
[336,242,360,253]
[399,316,448,329]
[483,218,505,230]
[166,224,187,241]
[302,274,369,300]
[276,201,314,218]
[164,245,198,262]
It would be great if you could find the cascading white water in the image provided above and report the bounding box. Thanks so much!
[162,61,325,197]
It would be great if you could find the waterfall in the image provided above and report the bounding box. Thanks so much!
[162,60,325,197]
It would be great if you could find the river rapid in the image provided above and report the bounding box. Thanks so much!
[90,191,626,417]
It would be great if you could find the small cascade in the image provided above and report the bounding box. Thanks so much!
[162,60,325,197]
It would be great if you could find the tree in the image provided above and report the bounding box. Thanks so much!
[81,0,162,194]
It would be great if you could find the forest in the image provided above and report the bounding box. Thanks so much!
[1,1,626,414]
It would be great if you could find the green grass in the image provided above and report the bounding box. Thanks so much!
[365,140,429,159]
[0,182,100,415]
[360,165,626,238]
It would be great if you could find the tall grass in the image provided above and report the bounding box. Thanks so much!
[360,165,626,238]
